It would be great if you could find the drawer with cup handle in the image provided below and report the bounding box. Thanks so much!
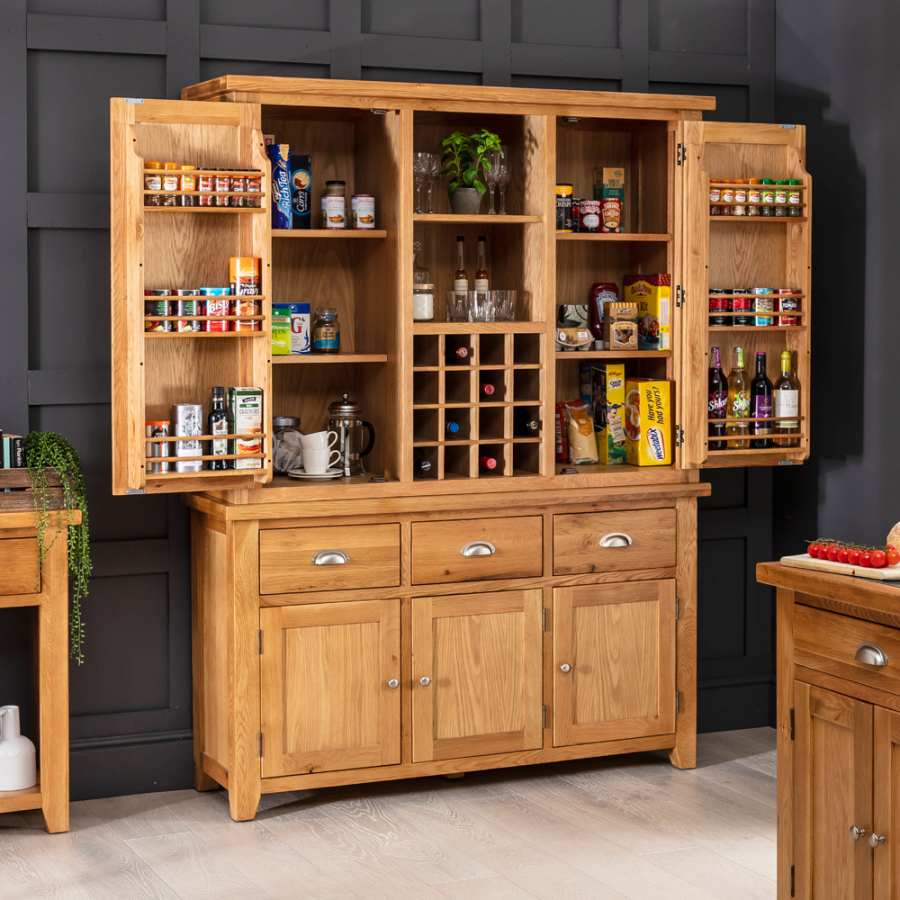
[410,516,543,585]
[553,509,676,576]
[794,602,900,694]
[259,524,400,594]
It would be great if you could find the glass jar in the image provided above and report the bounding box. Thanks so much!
[312,307,341,354]
[760,179,775,216]
[732,181,748,216]
[774,180,788,216]
[709,186,721,216]
[272,416,303,474]
[720,182,734,216]
[787,179,803,217]
[413,284,435,322]
[747,178,761,216]
[162,162,179,206]
[179,165,196,207]
[145,161,162,206]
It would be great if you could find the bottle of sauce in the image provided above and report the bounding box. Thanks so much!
[589,282,618,349]
[207,386,229,470]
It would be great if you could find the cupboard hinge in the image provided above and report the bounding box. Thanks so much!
[542,608,547,632]
[675,691,681,714]
[675,284,685,307]
[125,488,146,494]
[674,425,684,448]
[542,705,546,729]
[790,864,795,897]
[257,630,263,655]
[676,142,686,165]
[781,124,797,129]
[790,707,795,740]
[370,108,388,115]
[258,733,263,758]
[124,98,145,104]
[675,597,680,621]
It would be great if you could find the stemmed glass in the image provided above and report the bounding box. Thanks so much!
[413,152,432,214]
[496,145,511,215]
[483,150,502,215]
[426,154,442,214]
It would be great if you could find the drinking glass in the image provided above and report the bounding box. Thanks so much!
[413,152,432,214]
[426,154,442,214]
[484,150,502,215]
[445,291,469,322]
[470,290,496,322]
[496,145,511,215]
[491,290,516,321]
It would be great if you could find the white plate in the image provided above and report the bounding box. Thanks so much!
[287,468,344,480]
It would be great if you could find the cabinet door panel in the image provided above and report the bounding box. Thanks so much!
[874,706,900,900]
[260,600,400,777]
[553,580,675,747]
[411,590,543,763]
[793,682,872,900]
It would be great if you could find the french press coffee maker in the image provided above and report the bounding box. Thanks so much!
[327,394,375,477]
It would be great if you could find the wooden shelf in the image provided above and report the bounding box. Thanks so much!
[144,206,264,214]
[147,468,266,479]
[144,168,264,179]
[556,350,671,360]
[413,322,546,334]
[708,180,807,189]
[0,779,43,815]
[272,229,387,239]
[413,214,542,224]
[554,462,672,476]
[710,216,807,223]
[709,326,807,332]
[707,447,804,456]
[272,353,388,364]
[145,331,268,338]
[709,293,806,300]
[556,232,672,242]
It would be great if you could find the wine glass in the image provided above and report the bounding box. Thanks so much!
[496,145,511,215]
[484,150,502,215]
[426,154,442,214]
[413,152,432,214]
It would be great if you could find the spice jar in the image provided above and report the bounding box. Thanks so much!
[179,165,196,207]
[732,181,748,216]
[162,162,179,206]
[312,307,341,354]
[760,179,775,216]
[747,178,761,216]
[787,179,803,217]
[145,161,162,206]
[413,284,435,322]
[246,172,261,207]
[774,180,788,216]
[709,185,721,216]
[215,169,230,207]
[197,169,214,206]
[230,170,246,208]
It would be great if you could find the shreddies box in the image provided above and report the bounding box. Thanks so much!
[593,364,627,465]
[624,274,671,351]
[624,377,671,466]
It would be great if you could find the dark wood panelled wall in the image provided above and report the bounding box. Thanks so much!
[0,0,778,799]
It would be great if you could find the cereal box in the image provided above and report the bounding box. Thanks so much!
[624,274,671,351]
[624,378,671,466]
[593,364,627,465]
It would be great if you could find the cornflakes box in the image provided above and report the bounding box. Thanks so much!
[624,274,671,351]
[593,364,627,465]
[624,377,671,466]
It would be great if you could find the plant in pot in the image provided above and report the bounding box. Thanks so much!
[23,432,91,665]
[441,129,502,215]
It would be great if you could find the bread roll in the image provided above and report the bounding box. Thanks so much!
[888,522,900,549]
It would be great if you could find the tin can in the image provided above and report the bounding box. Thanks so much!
[579,199,601,233]
[351,194,375,229]
[144,289,171,332]
[200,287,231,332]
[229,257,260,296]
[323,194,346,229]
[232,296,261,331]
[173,293,202,332]
[197,169,215,206]
[750,288,774,326]
[145,421,170,474]
[775,290,800,325]
[600,197,622,233]
[709,291,730,327]
[171,404,204,473]
[731,292,752,326]
[556,184,573,233]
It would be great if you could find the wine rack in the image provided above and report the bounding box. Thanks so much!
[411,331,545,479]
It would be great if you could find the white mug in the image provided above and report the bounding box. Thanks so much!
[299,430,338,451]
[303,447,341,475]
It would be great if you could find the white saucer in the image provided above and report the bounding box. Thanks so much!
[287,468,344,480]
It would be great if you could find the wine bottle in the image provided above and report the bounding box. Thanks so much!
[453,236,469,292]
[708,346,728,450]
[474,236,489,291]
[208,386,229,470]
[479,455,497,471]
[445,420,460,435]
[447,344,469,364]
[726,347,750,450]
[480,382,496,397]
[413,449,432,474]
[750,351,774,448]
[773,350,800,447]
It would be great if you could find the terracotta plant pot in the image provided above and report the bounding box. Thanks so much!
[449,187,483,215]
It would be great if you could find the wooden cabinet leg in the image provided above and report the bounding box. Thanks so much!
[670,498,697,770]
[227,782,261,822]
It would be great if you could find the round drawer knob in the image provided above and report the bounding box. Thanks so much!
[420,676,431,687]
[560,663,572,674]
[387,679,399,690]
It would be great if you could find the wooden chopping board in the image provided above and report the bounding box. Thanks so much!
[781,553,900,581]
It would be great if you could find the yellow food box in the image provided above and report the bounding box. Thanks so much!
[624,274,671,351]
[592,364,627,465]
[624,377,672,466]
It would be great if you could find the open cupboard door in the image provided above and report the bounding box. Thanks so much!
[110,98,272,495]
[680,121,811,469]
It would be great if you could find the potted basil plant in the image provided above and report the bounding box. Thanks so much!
[441,129,502,215]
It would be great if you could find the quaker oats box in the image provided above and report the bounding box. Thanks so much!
[624,377,671,466]
[625,274,671,351]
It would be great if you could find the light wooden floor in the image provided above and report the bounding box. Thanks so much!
[0,727,776,900]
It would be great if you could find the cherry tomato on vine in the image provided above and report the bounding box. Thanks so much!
[827,546,839,562]
[871,550,887,568]
[817,545,829,560]
[860,551,872,568]
[837,548,849,564]
[848,548,860,565]
[887,547,900,567]
[808,544,819,558]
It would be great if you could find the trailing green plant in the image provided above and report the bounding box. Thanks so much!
[440,129,502,197]
[23,432,91,665]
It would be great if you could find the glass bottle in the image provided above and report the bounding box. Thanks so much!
[207,386,229,470]
[475,236,489,291]
[726,346,750,450]
[708,346,728,450]
[453,236,469,292]
[773,350,800,447]
[312,307,340,354]
[750,351,774,448]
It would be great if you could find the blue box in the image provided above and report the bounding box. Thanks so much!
[267,144,292,230]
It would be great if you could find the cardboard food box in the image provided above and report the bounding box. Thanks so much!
[273,302,311,354]
[226,387,264,470]
[593,363,627,465]
[271,314,291,356]
[624,377,671,466]
[603,301,639,350]
[290,154,311,229]
[593,167,626,231]
[624,274,671,351]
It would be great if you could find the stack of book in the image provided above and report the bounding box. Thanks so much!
[0,431,25,469]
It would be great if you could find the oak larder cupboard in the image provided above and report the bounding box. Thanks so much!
[110,77,812,821]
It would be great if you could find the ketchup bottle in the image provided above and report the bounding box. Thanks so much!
[589,282,618,349]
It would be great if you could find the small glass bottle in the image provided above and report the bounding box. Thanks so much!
[312,307,341,354]
[413,284,435,322]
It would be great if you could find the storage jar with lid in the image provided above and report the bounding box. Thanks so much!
[312,307,341,353]
[413,284,435,322]
[272,416,303,474]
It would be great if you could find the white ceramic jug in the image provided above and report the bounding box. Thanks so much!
[0,706,37,791]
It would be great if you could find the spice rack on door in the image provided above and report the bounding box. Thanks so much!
[411,330,544,480]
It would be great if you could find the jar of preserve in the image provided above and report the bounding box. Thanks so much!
[579,199,601,232]
[312,307,341,354]
[145,161,162,206]
[413,285,435,322]
[179,165,196,207]
[760,179,775,216]
[787,179,803,217]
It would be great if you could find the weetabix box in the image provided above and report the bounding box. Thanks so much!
[593,364,627,465]
[593,167,625,231]
[624,274,671,351]
[226,387,264,470]
[624,377,671,466]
